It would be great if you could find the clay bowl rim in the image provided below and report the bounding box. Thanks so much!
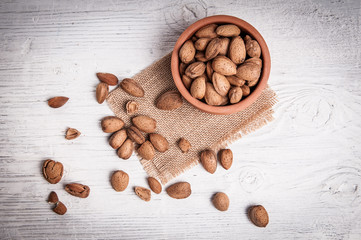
[171,15,271,115]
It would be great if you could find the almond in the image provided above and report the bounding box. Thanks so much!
[117,139,134,159]
[48,96,69,108]
[126,101,139,115]
[241,85,251,97]
[229,36,246,64]
[226,75,245,87]
[194,38,211,51]
[65,128,81,140]
[127,126,145,144]
[178,138,191,153]
[219,149,233,169]
[216,24,241,37]
[134,186,151,201]
[42,159,63,184]
[53,201,67,215]
[65,183,90,198]
[245,57,262,67]
[149,133,169,153]
[96,72,118,86]
[119,78,144,97]
[219,37,230,55]
[148,177,162,194]
[96,82,109,104]
[48,191,59,204]
[248,205,269,227]
[200,150,217,174]
[179,62,187,76]
[205,38,221,60]
[236,62,261,81]
[204,82,228,106]
[212,56,237,76]
[212,72,230,97]
[195,51,207,62]
[132,115,156,133]
[244,35,261,58]
[137,141,155,160]
[190,76,206,99]
[195,24,218,38]
[228,87,243,104]
[101,116,124,133]
[247,78,259,87]
[212,192,230,211]
[185,62,206,79]
[111,170,129,192]
[182,75,192,89]
[179,40,196,64]
[206,61,213,80]
[166,182,191,199]
[109,129,127,149]
[156,90,183,110]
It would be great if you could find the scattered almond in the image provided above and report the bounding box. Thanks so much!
[148,177,162,194]
[126,101,139,115]
[48,191,59,204]
[48,96,69,108]
[166,182,191,199]
[96,72,118,86]
[119,78,144,97]
[137,141,155,160]
[111,170,129,192]
[248,205,269,227]
[101,116,124,133]
[117,139,134,159]
[65,128,81,140]
[42,159,63,184]
[65,183,90,198]
[219,149,233,170]
[212,192,230,211]
[109,129,127,149]
[178,138,191,153]
[200,150,217,174]
[53,201,67,215]
[127,126,145,144]
[96,82,109,104]
[132,115,156,133]
[134,186,151,201]
[156,90,183,110]
[149,133,169,153]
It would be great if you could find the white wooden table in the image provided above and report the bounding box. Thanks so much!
[1,0,360,239]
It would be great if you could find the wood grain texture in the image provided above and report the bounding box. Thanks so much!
[0,0,360,239]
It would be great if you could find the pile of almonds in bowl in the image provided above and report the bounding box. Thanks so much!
[178,23,262,106]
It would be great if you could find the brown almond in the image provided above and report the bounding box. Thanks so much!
[190,76,206,99]
[101,116,124,133]
[179,62,187,76]
[205,38,221,60]
[241,85,251,97]
[156,90,183,110]
[212,56,237,76]
[206,61,213,80]
[212,192,230,211]
[65,183,90,198]
[178,138,191,153]
[48,191,59,204]
[179,40,196,64]
[119,78,144,97]
[236,62,261,81]
[245,35,261,58]
[216,24,241,37]
[48,96,69,108]
[185,62,206,79]
[228,87,243,104]
[127,126,145,144]
[204,82,228,106]
[109,129,127,149]
[132,115,156,133]
[195,51,207,62]
[126,101,139,115]
[53,201,67,215]
[195,24,218,38]
[96,82,109,104]
[111,170,129,192]
[229,36,246,64]
[149,133,169,153]
[219,37,230,55]
[134,186,151,201]
[182,75,192,89]
[212,72,230,97]
[249,205,269,227]
[137,141,155,160]
[166,182,191,199]
[117,139,134,159]
[245,57,262,67]
[200,150,217,174]
[96,72,118,86]
[65,128,81,140]
[247,78,259,87]
[148,177,162,194]
[219,149,233,169]
[194,38,211,51]
[42,159,63,184]
[226,75,245,87]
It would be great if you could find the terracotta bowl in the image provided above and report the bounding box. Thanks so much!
[171,15,271,115]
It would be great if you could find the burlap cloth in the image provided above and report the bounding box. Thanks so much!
[107,53,277,184]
